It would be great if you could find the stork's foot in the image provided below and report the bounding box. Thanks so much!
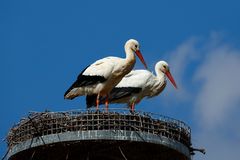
[129,109,135,115]
[104,95,109,113]
[94,110,101,114]
[96,94,100,111]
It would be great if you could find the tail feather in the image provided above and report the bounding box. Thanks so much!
[64,83,79,99]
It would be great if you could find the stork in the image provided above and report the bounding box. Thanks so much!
[86,61,177,112]
[64,39,148,111]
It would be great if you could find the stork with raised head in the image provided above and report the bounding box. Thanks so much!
[64,39,148,111]
[86,61,177,112]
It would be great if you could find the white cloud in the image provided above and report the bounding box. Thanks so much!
[194,129,240,160]
[193,42,240,159]
[159,37,200,104]
[162,32,240,159]
[194,47,240,129]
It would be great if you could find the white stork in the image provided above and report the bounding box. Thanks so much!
[64,39,148,111]
[86,61,177,112]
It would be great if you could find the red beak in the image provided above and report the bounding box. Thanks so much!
[135,50,148,69]
[166,71,178,89]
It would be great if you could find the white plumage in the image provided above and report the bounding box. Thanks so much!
[64,39,148,110]
[86,61,177,111]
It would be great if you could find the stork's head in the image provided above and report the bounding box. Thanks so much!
[125,39,148,69]
[126,39,140,52]
[156,61,177,89]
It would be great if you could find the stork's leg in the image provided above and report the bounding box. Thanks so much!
[131,102,135,112]
[96,94,100,110]
[105,95,109,112]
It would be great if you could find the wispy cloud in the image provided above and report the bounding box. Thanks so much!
[157,37,200,109]
[194,128,240,160]
[194,45,240,129]
[161,32,240,159]
[193,36,240,160]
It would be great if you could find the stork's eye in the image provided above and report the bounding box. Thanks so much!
[135,45,138,48]
[163,65,167,69]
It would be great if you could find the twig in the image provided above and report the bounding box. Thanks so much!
[30,150,36,160]
[28,116,46,145]
[190,147,206,155]
[118,146,127,160]
[1,147,10,160]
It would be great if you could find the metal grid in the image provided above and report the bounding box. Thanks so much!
[7,108,191,149]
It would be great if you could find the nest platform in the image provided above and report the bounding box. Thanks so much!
[7,108,192,160]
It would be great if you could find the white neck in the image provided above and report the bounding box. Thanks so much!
[155,67,165,80]
[125,45,136,64]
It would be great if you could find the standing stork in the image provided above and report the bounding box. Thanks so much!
[64,39,148,111]
[86,61,177,112]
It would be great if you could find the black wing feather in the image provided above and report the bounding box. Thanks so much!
[85,87,142,107]
[64,65,107,98]
[109,87,142,101]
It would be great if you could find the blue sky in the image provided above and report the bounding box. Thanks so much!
[1,0,240,159]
